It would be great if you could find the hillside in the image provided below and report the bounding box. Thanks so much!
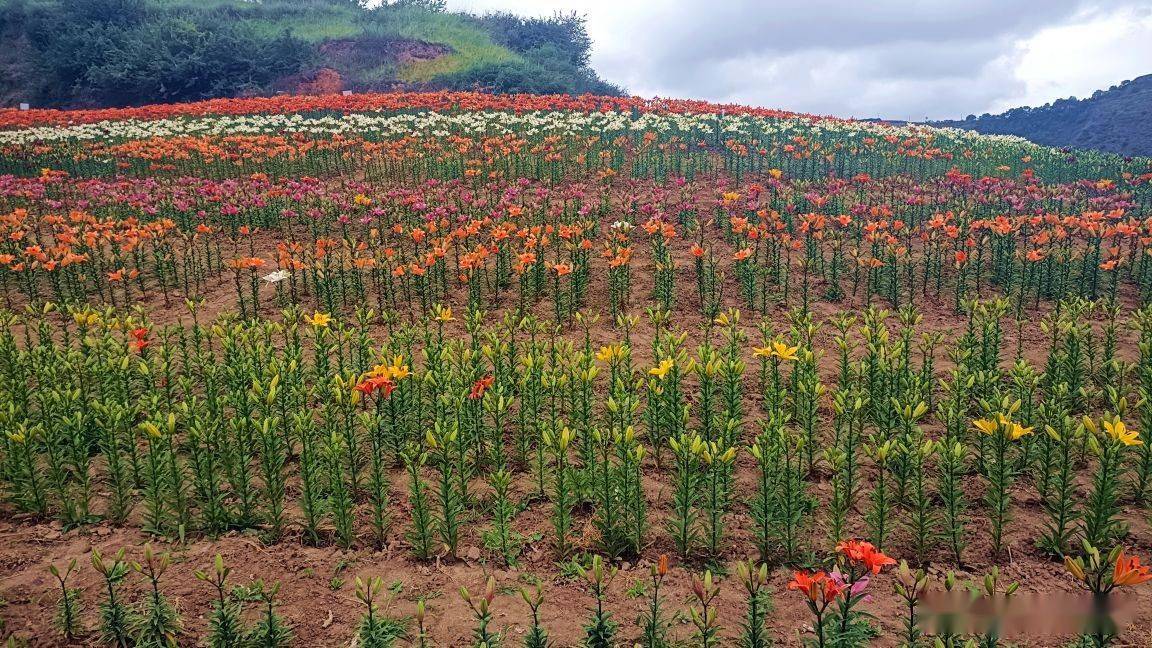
[2,88,1152,646]
[934,74,1152,157]
[0,0,623,108]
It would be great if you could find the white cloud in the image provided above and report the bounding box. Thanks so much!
[444,0,1152,120]
[993,3,1152,112]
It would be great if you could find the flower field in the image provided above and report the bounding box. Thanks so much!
[2,91,1152,646]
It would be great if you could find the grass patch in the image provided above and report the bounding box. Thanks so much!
[176,1,522,80]
[376,8,521,82]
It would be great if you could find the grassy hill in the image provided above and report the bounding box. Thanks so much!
[0,0,622,108]
[933,74,1152,158]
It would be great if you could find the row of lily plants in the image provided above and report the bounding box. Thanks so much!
[38,539,1152,647]
[1,95,1148,186]
[1,168,1150,314]
[1,297,1149,566]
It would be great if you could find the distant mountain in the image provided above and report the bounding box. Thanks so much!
[933,75,1152,158]
[0,0,623,109]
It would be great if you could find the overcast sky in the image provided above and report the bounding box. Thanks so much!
[443,0,1152,121]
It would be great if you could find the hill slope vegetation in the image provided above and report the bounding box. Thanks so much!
[0,0,622,108]
[934,74,1152,157]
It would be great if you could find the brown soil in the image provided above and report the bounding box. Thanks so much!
[270,37,453,95]
[6,481,1151,648]
[318,37,450,66]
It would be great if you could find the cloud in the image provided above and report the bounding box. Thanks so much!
[994,3,1152,112]
[444,0,1152,119]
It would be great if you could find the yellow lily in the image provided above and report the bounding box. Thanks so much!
[772,341,799,362]
[973,418,999,436]
[1008,423,1033,441]
[596,344,625,363]
[383,355,410,381]
[649,359,674,380]
[1104,419,1141,446]
[305,311,332,328]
